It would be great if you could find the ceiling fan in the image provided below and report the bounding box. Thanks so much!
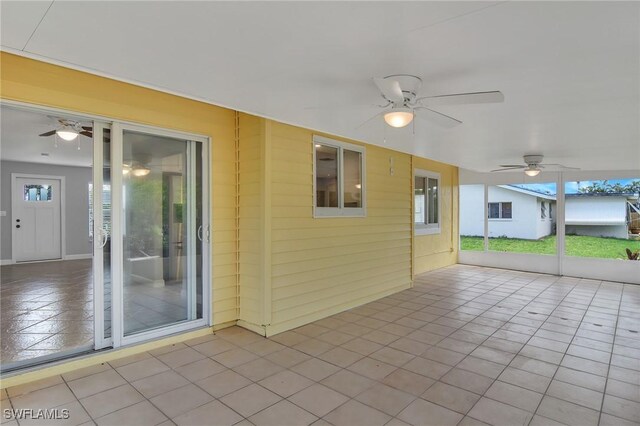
[39,118,93,141]
[361,74,503,129]
[491,155,579,176]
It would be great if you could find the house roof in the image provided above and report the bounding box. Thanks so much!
[499,185,557,201]
[566,192,637,198]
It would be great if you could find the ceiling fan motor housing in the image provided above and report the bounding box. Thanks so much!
[523,154,544,165]
[384,74,422,105]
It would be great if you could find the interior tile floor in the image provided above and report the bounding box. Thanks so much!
[2,264,639,426]
[1,259,191,367]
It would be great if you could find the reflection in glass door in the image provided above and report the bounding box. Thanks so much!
[114,127,208,341]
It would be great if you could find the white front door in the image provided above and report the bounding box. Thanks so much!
[12,176,62,262]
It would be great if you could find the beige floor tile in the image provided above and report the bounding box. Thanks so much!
[79,384,145,419]
[340,337,384,356]
[606,378,640,403]
[293,338,334,357]
[182,332,217,347]
[440,367,494,395]
[397,398,464,425]
[323,400,391,426]
[115,357,170,382]
[481,337,524,354]
[196,369,252,398]
[232,357,284,382]
[546,380,603,410]
[320,369,376,398]
[190,339,237,357]
[62,363,112,382]
[456,356,505,379]
[249,400,317,426]
[315,330,355,346]
[150,383,214,419]
[148,343,187,357]
[259,370,314,398]
[387,337,431,356]
[94,400,167,426]
[528,414,568,426]
[291,358,341,381]
[212,348,259,368]
[6,375,64,398]
[347,357,397,381]
[420,346,466,366]
[608,365,640,386]
[317,346,363,368]
[436,337,479,355]
[599,413,640,426]
[156,347,206,369]
[243,339,285,356]
[219,383,282,418]
[67,369,127,399]
[554,366,606,392]
[422,382,480,414]
[11,383,77,410]
[173,357,227,382]
[288,384,349,417]
[497,367,551,393]
[264,348,311,368]
[510,355,558,378]
[369,347,415,367]
[131,370,190,399]
[107,352,152,369]
[484,380,543,412]
[172,400,243,426]
[382,368,435,396]
[402,356,452,380]
[469,346,516,365]
[468,397,533,426]
[602,394,640,423]
[536,396,599,426]
[355,383,415,416]
[17,401,90,426]
[561,355,609,377]
[458,416,492,426]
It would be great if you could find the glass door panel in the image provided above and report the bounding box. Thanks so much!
[121,130,203,337]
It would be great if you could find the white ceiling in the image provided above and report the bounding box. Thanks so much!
[1,1,638,172]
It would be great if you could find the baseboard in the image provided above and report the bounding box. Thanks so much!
[65,254,92,261]
[0,259,13,266]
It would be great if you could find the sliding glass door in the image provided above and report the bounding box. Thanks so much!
[98,123,209,348]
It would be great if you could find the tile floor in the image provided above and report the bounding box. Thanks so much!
[2,264,639,426]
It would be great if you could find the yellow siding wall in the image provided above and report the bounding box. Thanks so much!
[412,157,459,275]
[266,122,413,335]
[0,53,238,325]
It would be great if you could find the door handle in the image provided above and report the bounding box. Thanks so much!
[16,224,20,229]
[197,225,203,242]
[100,229,109,248]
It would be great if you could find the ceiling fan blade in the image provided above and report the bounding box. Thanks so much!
[39,130,57,137]
[355,111,385,130]
[373,77,404,103]
[81,126,92,131]
[80,131,93,137]
[414,107,462,128]
[498,164,526,168]
[418,91,504,107]
[541,163,581,170]
[491,167,525,172]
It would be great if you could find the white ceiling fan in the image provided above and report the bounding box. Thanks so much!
[363,74,504,129]
[491,154,579,176]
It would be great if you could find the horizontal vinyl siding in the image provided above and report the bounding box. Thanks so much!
[238,114,264,327]
[268,123,412,333]
[413,157,459,275]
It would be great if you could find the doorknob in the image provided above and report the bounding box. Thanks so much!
[16,219,20,222]
[16,225,20,228]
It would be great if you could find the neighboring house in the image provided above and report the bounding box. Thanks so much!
[460,185,556,240]
[565,193,636,240]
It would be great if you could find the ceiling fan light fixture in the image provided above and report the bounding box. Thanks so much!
[524,166,541,177]
[384,107,413,128]
[56,128,79,141]
[132,166,150,177]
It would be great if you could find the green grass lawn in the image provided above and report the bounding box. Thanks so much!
[461,234,640,259]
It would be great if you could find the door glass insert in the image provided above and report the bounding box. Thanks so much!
[122,130,203,336]
[23,184,52,201]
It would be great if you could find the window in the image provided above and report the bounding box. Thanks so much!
[313,136,365,217]
[541,202,547,219]
[24,184,52,201]
[88,183,112,239]
[488,202,512,219]
[415,169,440,235]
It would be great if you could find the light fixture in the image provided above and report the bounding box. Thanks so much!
[122,164,131,176]
[355,184,362,189]
[132,166,150,177]
[384,107,414,128]
[56,128,79,141]
[524,166,541,177]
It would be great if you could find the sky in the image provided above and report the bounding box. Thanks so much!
[511,179,639,195]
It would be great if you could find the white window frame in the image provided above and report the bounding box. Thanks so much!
[488,201,513,220]
[313,135,366,218]
[414,169,441,235]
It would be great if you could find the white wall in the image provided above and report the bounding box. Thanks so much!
[1,160,92,261]
[461,185,554,240]
[566,224,628,239]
